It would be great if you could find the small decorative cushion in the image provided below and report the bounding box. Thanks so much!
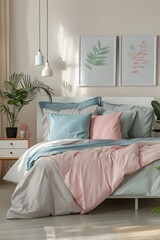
[47,113,92,141]
[42,105,99,140]
[98,107,137,138]
[90,112,122,139]
[102,102,155,138]
[39,97,102,112]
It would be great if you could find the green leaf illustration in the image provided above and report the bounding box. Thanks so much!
[84,40,110,76]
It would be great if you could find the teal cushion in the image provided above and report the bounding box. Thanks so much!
[102,102,155,138]
[98,107,136,138]
[47,113,92,141]
[39,97,102,112]
[129,105,155,138]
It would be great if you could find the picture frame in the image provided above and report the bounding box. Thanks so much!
[79,36,117,86]
[120,35,157,86]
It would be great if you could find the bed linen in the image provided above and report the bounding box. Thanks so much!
[4,137,160,219]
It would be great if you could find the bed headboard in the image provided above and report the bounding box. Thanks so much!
[37,96,154,143]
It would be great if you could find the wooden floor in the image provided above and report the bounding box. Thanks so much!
[1,180,160,239]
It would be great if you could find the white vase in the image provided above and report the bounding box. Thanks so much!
[19,130,26,138]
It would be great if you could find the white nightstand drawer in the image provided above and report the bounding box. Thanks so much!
[0,140,28,148]
[0,149,27,158]
[0,138,29,179]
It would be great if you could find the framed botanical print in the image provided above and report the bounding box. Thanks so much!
[79,36,117,86]
[120,35,157,86]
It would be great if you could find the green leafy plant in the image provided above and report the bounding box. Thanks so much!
[151,100,160,213]
[152,207,160,213]
[151,101,160,213]
[0,73,54,127]
[85,40,110,76]
[151,100,160,124]
[152,166,160,213]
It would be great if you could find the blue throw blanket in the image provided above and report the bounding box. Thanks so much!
[26,137,160,171]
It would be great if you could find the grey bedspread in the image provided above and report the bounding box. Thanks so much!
[5,138,160,219]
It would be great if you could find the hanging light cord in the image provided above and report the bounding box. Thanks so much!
[38,0,41,51]
[46,0,48,61]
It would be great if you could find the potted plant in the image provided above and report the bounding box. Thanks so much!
[0,72,54,138]
[151,100,160,132]
[151,100,160,213]
[151,100,160,123]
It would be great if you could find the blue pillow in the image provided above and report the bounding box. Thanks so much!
[39,97,102,113]
[47,113,92,141]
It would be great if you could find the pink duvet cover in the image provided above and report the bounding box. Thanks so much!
[53,142,160,214]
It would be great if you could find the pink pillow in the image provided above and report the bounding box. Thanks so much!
[90,112,122,139]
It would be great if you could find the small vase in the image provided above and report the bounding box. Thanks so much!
[6,127,17,138]
[19,130,26,138]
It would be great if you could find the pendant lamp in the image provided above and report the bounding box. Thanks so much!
[35,0,44,66]
[42,0,53,77]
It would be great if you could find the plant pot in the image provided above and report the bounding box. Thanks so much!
[6,127,17,138]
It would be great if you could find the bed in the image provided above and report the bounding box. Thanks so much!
[3,96,160,219]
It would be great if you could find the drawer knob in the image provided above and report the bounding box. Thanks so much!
[10,152,13,154]
[10,142,13,145]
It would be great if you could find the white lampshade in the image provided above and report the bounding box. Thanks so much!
[35,50,44,66]
[42,61,53,77]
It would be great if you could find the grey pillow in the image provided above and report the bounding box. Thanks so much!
[129,105,155,138]
[98,107,136,138]
[102,102,155,138]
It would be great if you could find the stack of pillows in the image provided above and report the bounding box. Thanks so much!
[39,96,155,141]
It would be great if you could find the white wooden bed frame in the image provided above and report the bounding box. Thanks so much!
[37,96,156,210]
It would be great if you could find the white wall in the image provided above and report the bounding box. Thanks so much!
[8,0,160,145]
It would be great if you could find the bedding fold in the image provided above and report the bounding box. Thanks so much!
[53,142,160,213]
[26,138,160,171]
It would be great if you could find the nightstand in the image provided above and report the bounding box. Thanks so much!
[0,138,29,179]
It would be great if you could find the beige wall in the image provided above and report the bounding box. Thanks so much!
[7,0,160,145]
